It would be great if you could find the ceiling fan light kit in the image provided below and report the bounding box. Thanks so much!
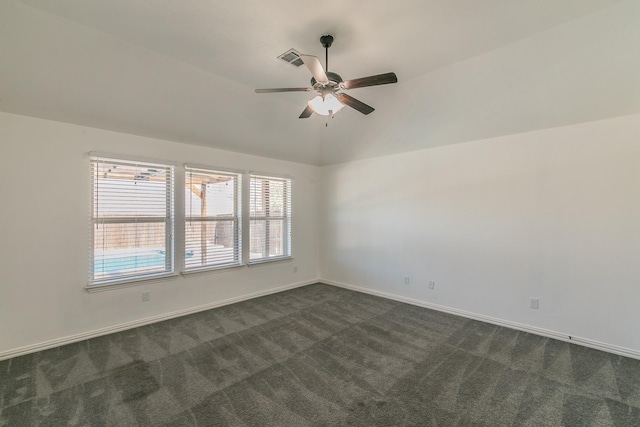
[255,35,398,120]
[308,93,345,116]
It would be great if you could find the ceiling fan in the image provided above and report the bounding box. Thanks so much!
[255,35,398,119]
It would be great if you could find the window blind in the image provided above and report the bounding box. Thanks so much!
[185,166,241,270]
[90,157,174,284]
[249,174,291,263]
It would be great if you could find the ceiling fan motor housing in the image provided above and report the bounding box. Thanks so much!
[311,71,343,92]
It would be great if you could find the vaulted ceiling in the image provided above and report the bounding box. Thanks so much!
[1,0,638,165]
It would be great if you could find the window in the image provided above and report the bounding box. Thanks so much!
[185,166,241,271]
[90,156,174,285]
[249,174,291,263]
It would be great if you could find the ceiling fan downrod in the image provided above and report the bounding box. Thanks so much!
[320,34,333,72]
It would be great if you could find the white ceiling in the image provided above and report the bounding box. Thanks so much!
[1,0,638,165]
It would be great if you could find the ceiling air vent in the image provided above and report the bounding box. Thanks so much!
[277,48,304,67]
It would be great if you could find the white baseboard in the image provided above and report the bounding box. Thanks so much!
[322,279,640,361]
[0,278,319,361]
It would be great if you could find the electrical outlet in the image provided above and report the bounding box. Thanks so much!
[404,276,410,285]
[142,291,151,302]
[428,281,436,289]
[530,298,539,309]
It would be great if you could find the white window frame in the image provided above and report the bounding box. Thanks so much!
[89,154,175,288]
[184,165,242,273]
[248,173,292,264]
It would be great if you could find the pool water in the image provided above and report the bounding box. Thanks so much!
[94,250,193,275]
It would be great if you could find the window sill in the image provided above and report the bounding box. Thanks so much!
[248,256,293,266]
[86,273,179,293]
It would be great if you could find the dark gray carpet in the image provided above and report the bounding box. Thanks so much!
[2,283,640,426]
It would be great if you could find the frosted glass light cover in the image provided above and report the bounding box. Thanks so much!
[308,94,345,116]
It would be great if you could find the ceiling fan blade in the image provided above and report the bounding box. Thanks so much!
[300,55,328,83]
[343,72,398,90]
[336,93,375,115]
[299,105,313,119]
[255,87,312,93]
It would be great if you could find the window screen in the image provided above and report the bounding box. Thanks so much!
[185,166,241,270]
[90,156,174,285]
[249,174,291,263]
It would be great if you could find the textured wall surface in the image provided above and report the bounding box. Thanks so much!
[321,113,640,354]
[0,112,320,355]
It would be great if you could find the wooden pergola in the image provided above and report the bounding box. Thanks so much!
[99,164,234,265]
